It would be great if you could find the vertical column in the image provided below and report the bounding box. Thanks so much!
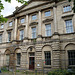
[38,11,42,35]
[14,18,17,40]
[25,14,28,38]
[53,6,58,33]
[38,10,42,36]
[37,10,42,41]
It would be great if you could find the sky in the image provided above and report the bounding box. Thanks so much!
[1,0,28,17]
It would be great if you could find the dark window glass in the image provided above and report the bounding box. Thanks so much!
[8,32,11,42]
[17,53,21,65]
[45,51,51,65]
[68,50,75,65]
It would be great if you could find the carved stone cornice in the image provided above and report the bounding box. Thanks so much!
[62,13,74,18]
[29,22,38,26]
[18,25,26,29]
[43,18,53,23]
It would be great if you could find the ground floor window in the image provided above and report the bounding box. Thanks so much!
[44,51,51,65]
[17,53,21,65]
[6,54,10,65]
[68,50,75,65]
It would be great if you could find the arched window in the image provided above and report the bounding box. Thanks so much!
[42,45,52,66]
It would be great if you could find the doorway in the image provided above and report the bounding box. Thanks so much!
[29,57,35,70]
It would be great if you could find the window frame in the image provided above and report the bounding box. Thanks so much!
[32,27,36,39]
[20,18,25,24]
[1,24,4,29]
[65,19,74,33]
[63,5,71,13]
[68,50,75,66]
[44,51,51,65]
[20,29,24,40]
[8,32,11,42]
[45,24,51,36]
[32,14,37,20]
[45,10,51,17]
[17,53,21,65]
[6,54,10,65]
[9,21,13,26]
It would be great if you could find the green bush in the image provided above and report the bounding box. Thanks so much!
[1,66,9,72]
[48,69,75,75]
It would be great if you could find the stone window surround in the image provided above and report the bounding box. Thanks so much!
[18,27,25,40]
[19,17,25,24]
[43,9,51,18]
[65,19,74,33]
[30,25,37,39]
[61,3,72,14]
[9,21,13,27]
[19,29,24,40]
[45,24,52,37]
[31,13,38,22]
[63,17,74,34]
[1,24,4,29]
[42,45,52,67]
[7,30,12,42]
[66,49,75,68]
[44,22,52,37]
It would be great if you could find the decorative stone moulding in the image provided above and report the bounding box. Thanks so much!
[43,18,53,23]
[29,22,38,26]
[18,25,26,29]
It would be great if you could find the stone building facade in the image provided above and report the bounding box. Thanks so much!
[0,0,75,71]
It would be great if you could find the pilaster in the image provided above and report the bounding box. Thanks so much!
[14,17,18,40]
[53,5,58,33]
[37,10,42,41]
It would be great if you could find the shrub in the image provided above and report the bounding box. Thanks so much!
[48,69,75,75]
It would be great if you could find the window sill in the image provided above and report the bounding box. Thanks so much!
[44,65,51,68]
[16,65,20,67]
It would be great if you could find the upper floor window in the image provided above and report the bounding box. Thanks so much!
[9,21,13,26]
[20,30,24,40]
[32,27,36,38]
[1,24,4,28]
[32,14,37,20]
[45,11,51,17]
[0,34,2,43]
[65,20,73,33]
[68,50,75,66]
[8,32,11,42]
[20,18,25,23]
[63,5,71,12]
[45,24,51,36]
[45,51,51,65]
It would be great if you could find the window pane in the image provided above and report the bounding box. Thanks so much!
[8,32,11,42]
[68,51,75,65]
[45,11,51,17]
[20,30,24,40]
[20,18,25,23]
[17,53,21,65]
[65,20,73,33]
[32,15,37,20]
[1,24,4,28]
[6,55,9,65]
[45,51,51,65]
[63,5,71,12]
[45,24,51,36]
[9,22,13,26]
[32,27,36,38]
